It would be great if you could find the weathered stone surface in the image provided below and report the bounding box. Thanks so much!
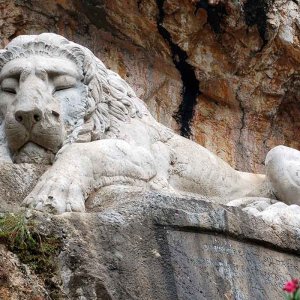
[168,232,299,299]
[37,189,300,299]
[0,0,298,172]
[0,163,47,212]
[1,165,300,299]
[0,1,299,298]
[0,245,47,300]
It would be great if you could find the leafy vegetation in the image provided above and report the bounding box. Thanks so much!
[0,212,62,299]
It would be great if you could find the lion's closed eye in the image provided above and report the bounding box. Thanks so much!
[1,78,18,94]
[53,75,77,93]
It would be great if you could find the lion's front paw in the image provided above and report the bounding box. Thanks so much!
[22,174,86,214]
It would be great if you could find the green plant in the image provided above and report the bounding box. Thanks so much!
[0,212,36,250]
[0,212,62,299]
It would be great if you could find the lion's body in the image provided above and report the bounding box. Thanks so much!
[0,33,298,213]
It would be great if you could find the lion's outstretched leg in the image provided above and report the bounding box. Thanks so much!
[166,135,270,202]
[23,139,157,213]
[266,145,300,205]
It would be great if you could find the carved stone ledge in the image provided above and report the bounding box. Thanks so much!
[41,190,300,299]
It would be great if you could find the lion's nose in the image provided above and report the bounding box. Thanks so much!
[15,108,43,130]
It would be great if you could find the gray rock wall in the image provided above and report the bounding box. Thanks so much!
[1,167,300,299]
[53,189,300,299]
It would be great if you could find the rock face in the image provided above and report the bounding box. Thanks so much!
[1,167,300,299]
[59,188,300,300]
[0,244,48,300]
[0,1,299,299]
[4,188,300,299]
[0,0,299,173]
[0,163,47,212]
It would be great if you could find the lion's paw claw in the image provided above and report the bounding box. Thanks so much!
[22,175,86,214]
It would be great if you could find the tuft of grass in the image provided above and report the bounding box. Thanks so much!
[0,212,62,299]
[0,213,36,250]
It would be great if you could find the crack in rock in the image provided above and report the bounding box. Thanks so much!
[156,0,200,138]
[194,0,227,34]
[244,0,275,49]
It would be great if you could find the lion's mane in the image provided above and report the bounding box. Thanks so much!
[0,33,144,147]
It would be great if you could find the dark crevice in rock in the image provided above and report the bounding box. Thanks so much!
[239,106,246,144]
[156,0,200,138]
[194,0,227,34]
[237,107,246,167]
[243,0,274,48]
[236,85,247,170]
[137,0,142,10]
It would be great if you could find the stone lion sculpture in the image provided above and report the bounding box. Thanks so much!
[0,33,299,213]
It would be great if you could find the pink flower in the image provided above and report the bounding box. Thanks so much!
[283,279,299,293]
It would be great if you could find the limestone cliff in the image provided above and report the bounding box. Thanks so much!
[0,2,299,299]
[0,0,299,172]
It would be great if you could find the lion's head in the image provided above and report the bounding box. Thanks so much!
[0,33,144,164]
